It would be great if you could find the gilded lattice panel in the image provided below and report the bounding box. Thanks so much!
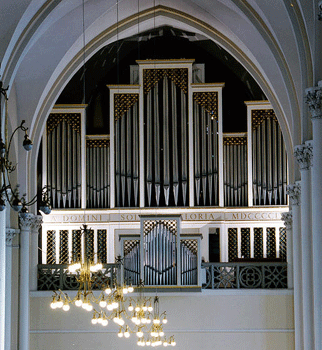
[228,228,238,262]
[85,229,94,262]
[279,227,287,261]
[241,228,250,258]
[143,68,188,94]
[124,240,140,256]
[266,227,276,258]
[46,230,56,264]
[86,139,110,148]
[59,230,69,264]
[223,136,247,146]
[47,113,81,134]
[193,92,218,120]
[251,109,277,130]
[72,230,82,263]
[254,228,263,258]
[97,230,107,263]
[143,219,177,236]
[114,94,139,121]
[181,239,198,256]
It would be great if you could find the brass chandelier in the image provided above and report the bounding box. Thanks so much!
[50,224,176,347]
[0,81,51,215]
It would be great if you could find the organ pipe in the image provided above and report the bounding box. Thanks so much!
[46,114,81,209]
[251,110,288,205]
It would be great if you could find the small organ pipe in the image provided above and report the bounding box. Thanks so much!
[133,104,138,206]
[163,77,170,205]
[267,117,272,204]
[273,119,278,203]
[261,120,267,204]
[67,124,72,205]
[146,90,153,206]
[181,90,187,205]
[115,118,120,207]
[56,122,61,206]
[121,112,126,206]
[252,131,257,204]
[154,85,160,206]
[194,102,200,205]
[207,112,213,205]
[76,131,81,207]
[126,108,132,206]
[171,81,179,205]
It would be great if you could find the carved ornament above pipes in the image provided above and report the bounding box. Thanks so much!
[114,93,139,121]
[251,109,277,129]
[193,92,218,120]
[47,113,81,134]
[143,68,188,94]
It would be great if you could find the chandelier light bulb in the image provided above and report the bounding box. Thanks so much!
[159,331,164,337]
[135,306,140,312]
[118,329,123,338]
[147,319,151,324]
[123,286,128,294]
[105,287,112,294]
[107,303,113,311]
[163,342,168,347]
[62,302,70,311]
[91,316,98,325]
[136,329,144,338]
[99,299,107,308]
[128,303,134,311]
[153,318,160,325]
[102,318,108,326]
[162,318,168,324]
[142,304,148,311]
[87,303,93,312]
[118,318,125,326]
[128,284,134,293]
[97,316,103,324]
[50,301,57,309]
[112,301,119,309]
[146,340,151,346]
[148,304,153,312]
[124,327,130,338]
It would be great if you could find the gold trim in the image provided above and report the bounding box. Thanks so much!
[223,136,247,145]
[251,109,277,129]
[136,59,195,64]
[193,91,218,120]
[114,93,139,121]
[47,113,81,134]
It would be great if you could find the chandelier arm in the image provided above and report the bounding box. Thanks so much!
[7,120,28,156]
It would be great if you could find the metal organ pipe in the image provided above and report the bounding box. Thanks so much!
[171,81,179,205]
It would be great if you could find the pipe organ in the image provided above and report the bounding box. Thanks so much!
[86,138,110,208]
[223,135,247,206]
[46,113,82,208]
[43,60,288,210]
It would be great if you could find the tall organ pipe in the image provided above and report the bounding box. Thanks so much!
[163,77,170,205]
[181,90,187,205]
[154,85,160,206]
[171,81,179,205]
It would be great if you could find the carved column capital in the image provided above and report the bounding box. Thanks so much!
[305,84,322,119]
[19,213,35,230]
[318,1,322,21]
[286,183,301,206]
[281,212,292,230]
[6,228,19,246]
[31,215,43,233]
[294,141,313,170]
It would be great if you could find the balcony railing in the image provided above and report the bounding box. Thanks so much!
[38,262,287,291]
[201,262,288,289]
[37,264,119,291]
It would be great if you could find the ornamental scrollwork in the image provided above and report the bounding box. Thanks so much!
[286,183,301,206]
[281,212,292,230]
[294,142,313,170]
[305,85,322,119]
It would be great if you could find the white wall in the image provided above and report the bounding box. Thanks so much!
[30,290,294,350]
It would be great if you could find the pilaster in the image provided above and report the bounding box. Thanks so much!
[294,142,314,350]
[305,81,322,350]
[18,213,36,350]
[281,211,293,289]
[30,216,42,291]
[286,182,302,350]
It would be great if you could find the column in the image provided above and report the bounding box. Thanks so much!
[0,210,6,350]
[286,183,302,350]
[19,213,35,350]
[5,229,19,350]
[305,82,322,350]
[30,216,43,291]
[294,142,314,350]
[281,211,293,288]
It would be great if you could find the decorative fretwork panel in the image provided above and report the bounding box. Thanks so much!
[114,98,139,207]
[228,228,238,262]
[97,230,107,263]
[123,239,140,286]
[241,228,250,258]
[46,230,56,264]
[38,264,119,291]
[59,230,69,264]
[266,227,276,259]
[85,229,94,262]
[193,94,219,207]
[181,239,198,285]
[144,76,189,207]
[251,109,288,205]
[223,136,248,206]
[143,219,178,285]
[279,227,287,261]
[86,139,110,208]
[202,262,287,289]
[143,68,188,94]
[254,228,263,258]
[46,113,81,209]
[72,230,82,263]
